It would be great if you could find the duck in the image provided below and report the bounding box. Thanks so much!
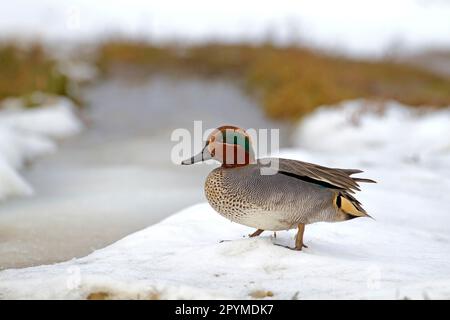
[181,125,375,250]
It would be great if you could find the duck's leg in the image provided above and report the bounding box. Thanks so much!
[248,229,264,237]
[294,224,308,250]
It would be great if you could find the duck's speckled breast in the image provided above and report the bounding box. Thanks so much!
[204,165,345,231]
[205,167,261,223]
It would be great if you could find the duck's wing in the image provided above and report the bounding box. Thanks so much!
[258,158,376,194]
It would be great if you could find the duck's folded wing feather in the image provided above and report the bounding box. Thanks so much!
[259,158,376,194]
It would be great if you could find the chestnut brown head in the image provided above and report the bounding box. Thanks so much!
[181,125,255,167]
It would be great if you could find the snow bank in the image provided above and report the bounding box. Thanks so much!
[0,158,33,201]
[0,99,449,299]
[0,96,82,201]
[293,99,450,167]
[0,97,82,139]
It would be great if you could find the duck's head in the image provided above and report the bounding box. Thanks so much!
[181,125,255,167]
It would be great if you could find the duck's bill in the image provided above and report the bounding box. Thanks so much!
[181,147,212,165]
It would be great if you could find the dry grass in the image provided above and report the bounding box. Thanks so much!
[248,290,274,299]
[98,41,450,120]
[0,43,76,107]
[86,291,111,300]
[2,40,449,116]
[86,289,162,300]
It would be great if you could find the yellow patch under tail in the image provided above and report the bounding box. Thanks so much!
[334,193,367,217]
[340,196,366,217]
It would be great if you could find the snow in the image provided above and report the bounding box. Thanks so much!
[0,96,82,201]
[2,1,450,56]
[0,97,82,139]
[293,100,450,164]
[0,158,32,201]
[58,61,99,83]
[0,99,449,299]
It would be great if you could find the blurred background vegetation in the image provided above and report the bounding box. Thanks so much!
[2,40,449,119]
[97,41,450,119]
[0,43,78,106]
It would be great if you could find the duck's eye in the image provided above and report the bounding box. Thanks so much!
[210,148,216,157]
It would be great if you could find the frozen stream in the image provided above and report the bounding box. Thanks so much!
[0,75,289,270]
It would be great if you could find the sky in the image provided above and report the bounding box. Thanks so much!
[1,0,449,56]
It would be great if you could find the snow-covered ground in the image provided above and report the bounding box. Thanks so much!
[0,95,82,201]
[0,99,449,299]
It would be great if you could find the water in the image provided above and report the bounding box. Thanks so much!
[0,74,290,270]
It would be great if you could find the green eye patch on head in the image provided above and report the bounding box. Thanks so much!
[220,130,251,153]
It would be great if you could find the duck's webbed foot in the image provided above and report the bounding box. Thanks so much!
[293,243,308,250]
[274,243,308,250]
[248,229,264,237]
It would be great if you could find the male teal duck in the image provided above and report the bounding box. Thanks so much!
[182,125,375,250]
